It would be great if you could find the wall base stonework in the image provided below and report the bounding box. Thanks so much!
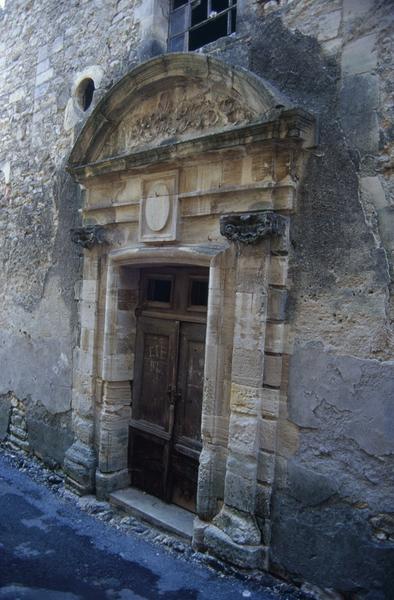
[96,468,130,501]
[64,441,97,495]
[0,395,11,441]
[204,524,268,570]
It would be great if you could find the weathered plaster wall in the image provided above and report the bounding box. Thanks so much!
[0,0,144,463]
[243,1,394,597]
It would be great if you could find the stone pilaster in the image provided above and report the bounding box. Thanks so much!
[64,252,101,494]
[204,243,270,568]
[95,264,137,499]
[196,250,236,520]
[201,211,287,569]
[96,380,131,500]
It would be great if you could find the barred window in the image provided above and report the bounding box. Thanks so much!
[168,0,237,52]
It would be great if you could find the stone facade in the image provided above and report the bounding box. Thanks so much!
[0,1,393,597]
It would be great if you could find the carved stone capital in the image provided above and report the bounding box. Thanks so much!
[71,225,107,249]
[220,211,286,245]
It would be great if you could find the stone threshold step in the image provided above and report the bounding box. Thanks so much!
[110,487,194,542]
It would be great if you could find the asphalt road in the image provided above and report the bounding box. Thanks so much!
[0,452,282,600]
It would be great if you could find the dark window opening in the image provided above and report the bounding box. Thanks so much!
[212,0,229,11]
[168,0,236,52]
[147,278,172,303]
[189,11,231,50]
[189,279,208,307]
[77,78,95,112]
[191,0,207,27]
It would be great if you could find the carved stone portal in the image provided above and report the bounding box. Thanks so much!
[220,211,286,244]
[65,53,315,574]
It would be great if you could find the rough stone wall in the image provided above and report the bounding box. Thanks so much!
[201,0,393,595]
[244,1,394,597]
[0,0,393,596]
[0,0,143,464]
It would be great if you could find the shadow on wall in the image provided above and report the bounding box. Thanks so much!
[249,14,393,598]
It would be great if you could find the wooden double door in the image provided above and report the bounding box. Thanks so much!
[129,267,208,512]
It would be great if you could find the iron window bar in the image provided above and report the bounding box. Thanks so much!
[169,0,237,52]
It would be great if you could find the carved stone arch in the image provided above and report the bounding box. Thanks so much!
[68,53,298,168]
[65,53,315,572]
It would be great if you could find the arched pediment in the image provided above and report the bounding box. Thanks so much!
[68,53,294,168]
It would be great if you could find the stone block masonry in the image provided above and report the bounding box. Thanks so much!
[0,393,28,451]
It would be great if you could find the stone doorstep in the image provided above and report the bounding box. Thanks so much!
[109,487,194,542]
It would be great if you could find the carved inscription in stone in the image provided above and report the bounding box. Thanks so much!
[99,84,257,159]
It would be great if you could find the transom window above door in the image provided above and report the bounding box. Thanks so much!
[168,0,237,52]
[139,267,209,320]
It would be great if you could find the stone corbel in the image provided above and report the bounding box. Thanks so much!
[71,225,107,249]
[220,211,286,245]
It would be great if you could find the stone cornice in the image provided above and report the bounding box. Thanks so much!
[67,108,315,183]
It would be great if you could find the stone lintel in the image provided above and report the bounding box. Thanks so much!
[68,111,312,183]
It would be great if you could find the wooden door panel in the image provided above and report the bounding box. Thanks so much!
[130,317,178,500]
[132,317,178,432]
[171,322,206,512]
[170,452,199,513]
[129,430,167,499]
[175,322,205,447]
[139,332,170,429]
[130,269,208,513]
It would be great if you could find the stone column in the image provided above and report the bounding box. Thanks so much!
[203,211,286,569]
[64,246,101,494]
[96,381,131,499]
[196,249,236,522]
[95,263,138,499]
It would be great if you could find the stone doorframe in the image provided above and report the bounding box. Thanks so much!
[63,53,315,570]
[66,235,288,568]
[96,243,228,502]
